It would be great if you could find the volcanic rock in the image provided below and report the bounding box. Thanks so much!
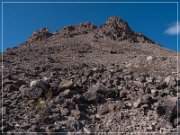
[28,28,52,42]
[2,16,180,133]
[59,80,74,90]
[20,80,48,99]
[98,104,109,115]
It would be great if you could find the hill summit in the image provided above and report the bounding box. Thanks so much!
[27,16,155,45]
[2,16,179,133]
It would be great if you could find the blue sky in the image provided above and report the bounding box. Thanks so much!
[1,0,179,52]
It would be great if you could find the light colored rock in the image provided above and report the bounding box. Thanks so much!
[151,89,156,94]
[83,127,91,133]
[30,80,38,87]
[133,98,141,108]
[164,75,175,85]
[61,89,71,97]
[59,80,73,89]
[43,77,51,83]
[146,55,153,61]
[125,63,132,67]
[60,108,70,116]
[146,77,154,83]
[71,109,81,118]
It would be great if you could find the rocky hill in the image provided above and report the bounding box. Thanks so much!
[1,16,180,134]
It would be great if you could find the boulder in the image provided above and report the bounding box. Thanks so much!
[20,80,48,99]
[83,83,108,102]
[30,80,48,90]
[83,91,99,102]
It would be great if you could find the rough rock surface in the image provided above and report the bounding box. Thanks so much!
[28,28,52,42]
[1,16,180,134]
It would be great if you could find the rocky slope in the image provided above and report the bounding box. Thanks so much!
[1,16,180,134]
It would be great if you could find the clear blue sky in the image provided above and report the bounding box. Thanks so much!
[1,0,179,52]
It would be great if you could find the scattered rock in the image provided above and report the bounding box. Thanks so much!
[133,98,141,108]
[83,83,108,102]
[71,109,81,119]
[59,80,73,90]
[155,82,167,90]
[30,80,48,90]
[6,84,19,92]
[2,16,179,133]
[60,89,72,98]
[60,108,70,116]
[20,79,48,99]
[108,103,116,111]
[98,104,109,115]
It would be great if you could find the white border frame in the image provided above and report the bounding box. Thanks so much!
[1,1,179,134]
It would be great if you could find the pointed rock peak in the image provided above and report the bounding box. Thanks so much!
[104,16,130,29]
[96,16,133,41]
[106,16,125,24]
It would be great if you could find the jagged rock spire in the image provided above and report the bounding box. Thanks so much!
[104,16,131,31]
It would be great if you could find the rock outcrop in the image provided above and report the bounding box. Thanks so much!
[28,28,52,42]
[59,22,97,37]
[26,16,156,45]
[96,16,155,44]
